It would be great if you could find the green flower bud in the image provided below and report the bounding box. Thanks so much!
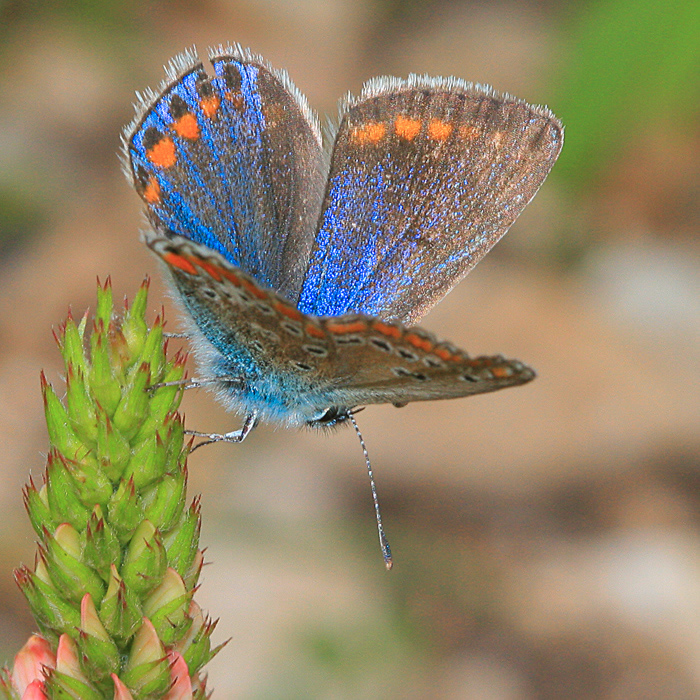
[163,499,201,580]
[144,354,186,427]
[121,619,170,696]
[142,568,190,646]
[122,521,167,597]
[45,450,90,531]
[123,432,167,491]
[95,406,132,483]
[173,601,219,675]
[121,278,150,361]
[112,363,151,441]
[89,323,122,417]
[43,668,104,700]
[137,316,165,382]
[109,325,132,377]
[14,565,81,637]
[63,453,112,507]
[24,479,56,537]
[95,277,113,331]
[162,413,186,475]
[142,468,186,533]
[84,507,121,582]
[43,524,105,605]
[65,364,97,446]
[42,374,92,465]
[133,410,185,473]
[55,312,87,376]
[107,477,143,543]
[77,594,120,681]
[99,565,141,641]
[183,550,204,593]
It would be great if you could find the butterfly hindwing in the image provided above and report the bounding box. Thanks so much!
[126,46,325,300]
[298,78,563,323]
[149,235,534,418]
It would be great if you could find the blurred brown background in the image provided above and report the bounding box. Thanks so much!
[0,0,698,697]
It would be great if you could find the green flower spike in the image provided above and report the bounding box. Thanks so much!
[1,280,222,699]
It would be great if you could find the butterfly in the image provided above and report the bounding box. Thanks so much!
[124,44,562,442]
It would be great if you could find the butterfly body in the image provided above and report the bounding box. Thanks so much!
[125,45,562,433]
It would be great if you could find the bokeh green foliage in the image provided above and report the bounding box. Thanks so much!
[553,0,699,190]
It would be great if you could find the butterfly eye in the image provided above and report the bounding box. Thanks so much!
[309,406,351,428]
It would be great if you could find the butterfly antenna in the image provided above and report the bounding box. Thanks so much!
[349,413,392,570]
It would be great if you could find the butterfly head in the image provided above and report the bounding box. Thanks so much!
[306,405,353,430]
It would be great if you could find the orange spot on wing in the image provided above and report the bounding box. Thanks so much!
[200,95,221,119]
[351,121,386,145]
[164,252,198,275]
[428,119,453,141]
[173,113,200,140]
[192,258,223,282]
[372,321,402,339]
[394,116,421,140]
[241,278,268,300]
[273,301,303,322]
[143,177,160,204]
[221,269,241,287]
[405,333,433,353]
[491,131,505,147]
[146,136,176,168]
[327,320,368,334]
[434,346,453,362]
[305,324,326,339]
[459,124,480,140]
[491,365,512,379]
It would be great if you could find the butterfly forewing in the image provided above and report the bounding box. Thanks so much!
[126,46,325,300]
[298,80,563,323]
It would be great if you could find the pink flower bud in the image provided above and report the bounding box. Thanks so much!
[111,674,135,700]
[20,679,47,700]
[163,651,192,700]
[11,636,54,695]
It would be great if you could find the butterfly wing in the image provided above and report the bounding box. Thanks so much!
[125,45,325,300]
[148,235,534,421]
[306,317,534,408]
[298,77,563,324]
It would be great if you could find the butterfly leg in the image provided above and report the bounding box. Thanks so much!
[187,410,259,452]
[148,376,245,392]
[148,377,210,392]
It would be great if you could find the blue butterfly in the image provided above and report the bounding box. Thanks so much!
[125,44,562,443]
[125,45,562,566]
